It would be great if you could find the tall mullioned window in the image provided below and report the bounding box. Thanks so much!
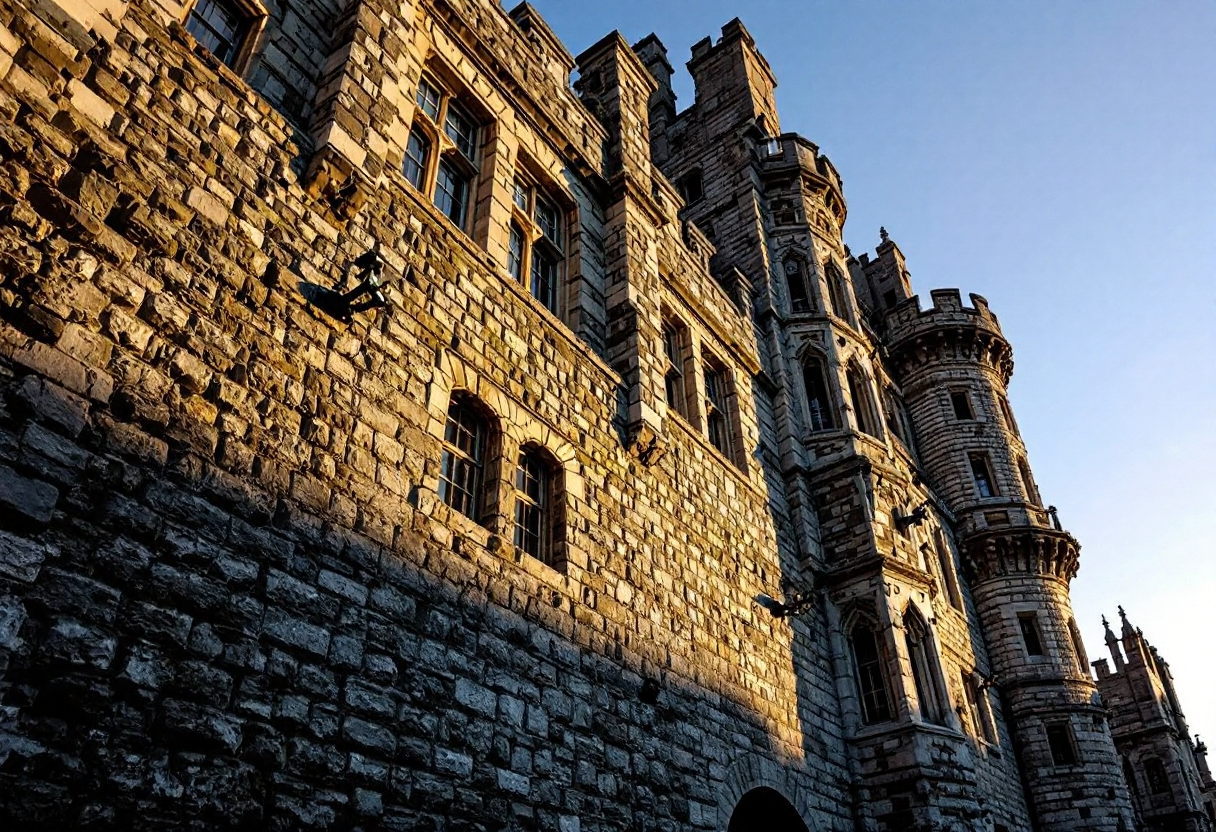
[704,360,735,460]
[904,609,945,725]
[508,177,564,314]
[784,257,812,314]
[664,319,689,418]
[514,448,555,565]
[846,363,880,438]
[849,618,893,725]
[802,356,835,432]
[405,75,481,231]
[439,397,491,524]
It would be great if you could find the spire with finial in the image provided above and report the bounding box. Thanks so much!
[1105,611,1125,669]
[879,226,889,244]
[1119,605,1137,639]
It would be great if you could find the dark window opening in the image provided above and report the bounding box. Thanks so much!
[1145,758,1169,794]
[1019,612,1044,656]
[704,363,734,459]
[847,365,879,438]
[678,169,704,203]
[850,621,893,725]
[969,453,997,498]
[1046,723,1078,766]
[509,178,566,316]
[1018,456,1042,505]
[882,289,897,309]
[514,448,562,569]
[950,390,974,420]
[803,358,834,432]
[784,258,812,314]
[905,612,944,724]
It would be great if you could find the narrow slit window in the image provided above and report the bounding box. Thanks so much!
[1019,612,1045,656]
[784,258,812,314]
[664,320,687,418]
[803,357,835,432]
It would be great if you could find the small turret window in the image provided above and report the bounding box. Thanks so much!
[950,390,975,420]
[1145,758,1169,793]
[969,453,998,498]
[1046,723,1078,766]
[1018,612,1045,656]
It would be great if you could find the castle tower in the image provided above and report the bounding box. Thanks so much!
[885,290,1137,831]
[1093,609,1216,831]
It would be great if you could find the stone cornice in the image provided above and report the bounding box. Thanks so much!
[961,527,1081,585]
[887,322,1014,387]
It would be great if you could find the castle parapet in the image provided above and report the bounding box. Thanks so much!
[885,290,1013,384]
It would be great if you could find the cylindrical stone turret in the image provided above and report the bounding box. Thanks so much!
[886,289,1137,832]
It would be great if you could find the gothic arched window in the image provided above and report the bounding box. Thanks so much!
[802,354,835,432]
[848,614,893,725]
[783,257,812,314]
[904,607,947,725]
[439,394,497,525]
[846,362,881,438]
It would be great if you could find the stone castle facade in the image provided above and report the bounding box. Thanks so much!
[0,0,1209,829]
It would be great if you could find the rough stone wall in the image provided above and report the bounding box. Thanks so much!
[0,0,866,829]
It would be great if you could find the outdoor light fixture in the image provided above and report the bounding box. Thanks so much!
[753,591,815,619]
[976,671,999,692]
[308,246,390,322]
[895,501,930,532]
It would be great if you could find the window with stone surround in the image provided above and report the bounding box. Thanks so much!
[1046,722,1079,766]
[439,395,497,526]
[1017,456,1042,506]
[802,355,835,432]
[405,74,482,232]
[846,361,881,439]
[1067,618,1089,675]
[963,671,997,743]
[848,614,894,725]
[783,256,813,314]
[1018,612,1045,657]
[513,446,564,570]
[677,168,704,204]
[1144,757,1169,793]
[904,607,947,725]
[933,528,964,611]
[950,389,975,421]
[508,176,565,315]
[825,261,856,327]
[703,354,741,466]
[969,453,998,498]
[663,316,691,420]
[998,394,1020,436]
[184,0,266,72]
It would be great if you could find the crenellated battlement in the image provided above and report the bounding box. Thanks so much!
[887,290,1004,334]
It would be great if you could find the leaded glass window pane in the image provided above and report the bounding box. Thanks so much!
[513,452,547,561]
[439,400,485,521]
[851,624,893,724]
[530,248,558,313]
[444,102,477,159]
[403,129,429,190]
[508,224,525,281]
[185,0,247,67]
[416,77,441,120]
[535,198,560,245]
[434,160,469,226]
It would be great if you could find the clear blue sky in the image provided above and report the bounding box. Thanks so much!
[525,0,1216,740]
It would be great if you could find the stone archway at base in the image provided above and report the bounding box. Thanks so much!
[727,787,811,832]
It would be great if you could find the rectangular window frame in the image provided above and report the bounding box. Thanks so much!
[405,72,484,234]
[969,453,998,498]
[182,0,267,74]
[1046,722,1079,766]
[1018,612,1045,657]
[507,173,568,316]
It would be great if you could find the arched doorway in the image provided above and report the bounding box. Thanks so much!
[727,787,810,832]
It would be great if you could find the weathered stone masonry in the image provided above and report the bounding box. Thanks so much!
[0,0,1212,830]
